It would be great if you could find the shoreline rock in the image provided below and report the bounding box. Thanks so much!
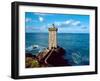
[25,46,70,68]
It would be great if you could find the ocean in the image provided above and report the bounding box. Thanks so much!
[25,33,89,66]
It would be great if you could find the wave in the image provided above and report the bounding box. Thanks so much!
[72,51,82,64]
[26,45,46,54]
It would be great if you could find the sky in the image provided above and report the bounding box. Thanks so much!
[25,12,90,33]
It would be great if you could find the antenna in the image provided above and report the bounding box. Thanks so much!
[52,24,55,28]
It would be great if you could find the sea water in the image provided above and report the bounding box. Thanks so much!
[25,33,89,66]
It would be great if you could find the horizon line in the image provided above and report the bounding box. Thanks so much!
[25,32,89,34]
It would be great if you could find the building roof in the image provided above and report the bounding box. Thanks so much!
[48,24,58,31]
[48,27,58,31]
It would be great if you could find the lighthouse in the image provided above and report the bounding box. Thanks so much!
[48,24,58,49]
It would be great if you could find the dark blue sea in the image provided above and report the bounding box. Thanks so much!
[25,33,89,66]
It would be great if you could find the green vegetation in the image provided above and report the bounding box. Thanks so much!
[25,57,40,68]
[31,60,40,67]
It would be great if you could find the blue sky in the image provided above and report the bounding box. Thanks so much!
[25,12,90,33]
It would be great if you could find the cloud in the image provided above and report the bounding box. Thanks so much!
[25,25,47,33]
[25,18,38,23]
[54,19,84,28]
[26,26,38,30]
[39,16,44,22]
[25,18,32,22]
[81,25,87,29]
[65,19,74,25]
[34,13,53,16]
[34,13,47,16]
[71,21,81,26]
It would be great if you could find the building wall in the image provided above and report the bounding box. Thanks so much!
[49,30,57,49]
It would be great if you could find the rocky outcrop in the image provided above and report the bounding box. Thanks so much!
[45,48,69,66]
[25,46,70,68]
[25,53,40,68]
[37,46,70,66]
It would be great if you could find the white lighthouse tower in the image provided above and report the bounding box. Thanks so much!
[48,24,58,49]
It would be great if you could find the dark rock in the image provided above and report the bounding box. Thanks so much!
[45,47,70,66]
[55,46,66,55]
[26,46,70,67]
[26,53,36,58]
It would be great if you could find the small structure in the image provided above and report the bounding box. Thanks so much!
[48,24,58,49]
